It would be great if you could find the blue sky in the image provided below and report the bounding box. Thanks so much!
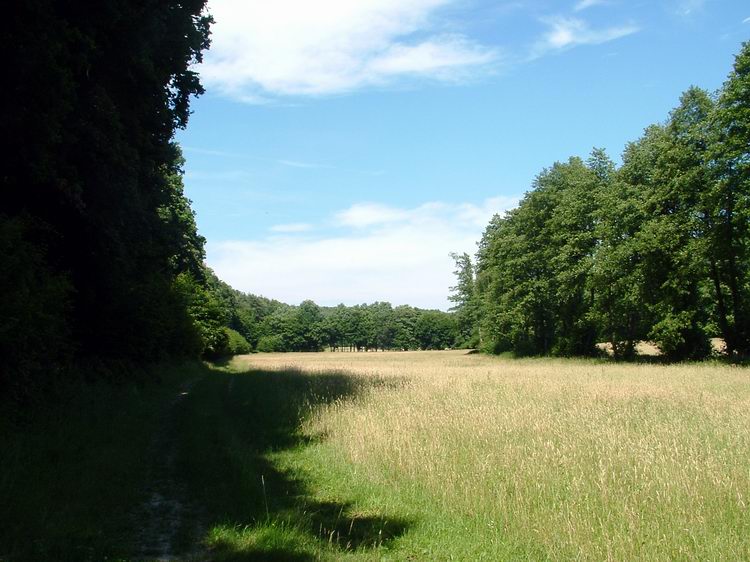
[177,0,749,309]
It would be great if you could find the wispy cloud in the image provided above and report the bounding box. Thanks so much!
[183,146,322,167]
[269,222,313,233]
[199,0,499,102]
[675,0,706,17]
[574,0,607,12]
[335,198,512,230]
[743,16,750,24]
[209,196,518,309]
[277,159,334,169]
[276,159,385,175]
[184,169,253,181]
[532,16,638,57]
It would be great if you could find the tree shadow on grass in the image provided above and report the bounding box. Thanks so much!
[169,365,412,561]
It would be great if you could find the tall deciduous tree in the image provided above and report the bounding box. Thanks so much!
[706,41,750,355]
[449,252,480,347]
[588,137,652,358]
[640,88,713,359]
[477,156,604,356]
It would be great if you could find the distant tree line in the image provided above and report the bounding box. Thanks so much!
[451,43,750,360]
[201,272,459,353]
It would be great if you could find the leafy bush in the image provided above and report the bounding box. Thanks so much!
[649,311,710,361]
[0,215,73,399]
[173,272,229,358]
[257,335,284,353]
[223,327,252,355]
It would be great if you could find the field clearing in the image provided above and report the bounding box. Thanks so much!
[228,350,750,560]
[3,353,748,560]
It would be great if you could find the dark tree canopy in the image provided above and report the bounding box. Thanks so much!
[2,1,212,394]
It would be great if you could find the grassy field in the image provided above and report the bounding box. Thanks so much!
[2,351,749,560]
[221,351,750,561]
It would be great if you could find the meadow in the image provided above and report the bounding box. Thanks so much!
[219,351,750,561]
[2,351,749,561]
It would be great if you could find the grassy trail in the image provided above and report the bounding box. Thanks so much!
[134,377,205,560]
[0,362,408,561]
[2,352,749,560]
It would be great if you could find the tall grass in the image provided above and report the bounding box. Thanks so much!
[232,351,750,560]
[2,352,747,560]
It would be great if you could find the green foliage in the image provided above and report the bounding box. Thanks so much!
[449,252,480,347]
[705,41,750,355]
[174,272,228,358]
[391,305,421,350]
[223,327,252,355]
[2,0,212,391]
[477,156,603,356]
[471,44,750,360]
[415,310,457,350]
[0,215,73,398]
[257,335,285,353]
[159,148,207,280]
[222,298,459,353]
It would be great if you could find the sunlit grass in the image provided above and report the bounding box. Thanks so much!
[229,351,750,560]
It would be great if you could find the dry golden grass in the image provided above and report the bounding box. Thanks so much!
[231,351,750,560]
[596,339,727,356]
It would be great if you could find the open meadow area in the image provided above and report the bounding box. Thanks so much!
[5,351,748,561]
[222,351,750,561]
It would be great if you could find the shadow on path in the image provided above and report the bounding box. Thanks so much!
[166,365,412,561]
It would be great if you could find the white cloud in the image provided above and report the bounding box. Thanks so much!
[367,35,497,79]
[334,197,512,230]
[208,196,518,309]
[574,0,607,12]
[270,223,313,233]
[533,16,638,56]
[199,0,498,101]
[743,16,750,24]
[335,203,411,228]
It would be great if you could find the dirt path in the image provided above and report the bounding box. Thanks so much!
[134,378,204,561]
